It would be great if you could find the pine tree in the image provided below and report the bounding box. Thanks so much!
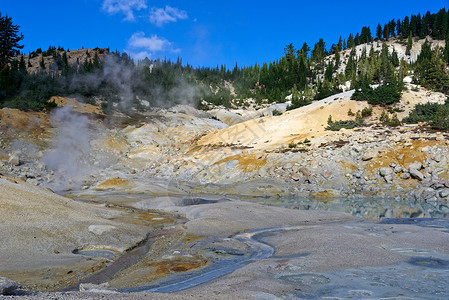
[420,12,431,38]
[347,34,354,48]
[40,54,45,69]
[383,24,390,40]
[445,35,449,64]
[376,23,383,40]
[335,48,341,68]
[345,47,357,78]
[396,19,402,37]
[406,32,413,56]
[402,16,410,38]
[360,26,372,44]
[389,19,396,37]
[325,61,333,82]
[0,13,24,66]
[19,55,26,71]
[354,33,360,46]
[337,36,343,51]
[390,47,399,67]
[417,39,432,64]
[311,39,326,62]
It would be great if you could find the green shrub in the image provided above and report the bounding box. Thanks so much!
[380,111,401,127]
[287,97,312,111]
[402,102,442,124]
[352,83,402,105]
[326,115,364,131]
[361,107,373,117]
[272,109,282,116]
[432,105,449,130]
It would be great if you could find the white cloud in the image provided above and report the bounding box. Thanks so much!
[102,0,147,21]
[125,50,153,60]
[126,32,180,59]
[149,5,188,27]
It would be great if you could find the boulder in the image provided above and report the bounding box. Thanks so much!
[0,277,21,295]
[409,168,424,181]
[362,151,376,161]
[283,163,293,170]
[291,174,301,181]
[401,172,411,180]
[439,189,449,198]
[299,167,311,177]
[8,153,20,166]
[408,161,422,171]
[394,165,402,173]
[79,283,117,294]
[379,167,393,177]
[258,166,267,177]
[379,167,394,184]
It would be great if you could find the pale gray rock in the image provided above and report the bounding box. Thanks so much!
[433,155,442,163]
[409,168,424,181]
[362,151,376,161]
[283,163,293,170]
[258,166,267,177]
[408,161,422,171]
[8,153,20,166]
[353,171,362,179]
[394,165,402,173]
[379,167,393,177]
[400,172,411,180]
[384,175,393,184]
[439,189,449,198]
[0,277,21,295]
[79,283,117,293]
[291,174,301,181]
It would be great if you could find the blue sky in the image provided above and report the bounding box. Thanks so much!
[1,0,447,68]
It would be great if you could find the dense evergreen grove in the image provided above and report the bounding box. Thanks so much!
[2,8,449,126]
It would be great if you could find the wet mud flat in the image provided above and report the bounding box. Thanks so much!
[2,189,449,299]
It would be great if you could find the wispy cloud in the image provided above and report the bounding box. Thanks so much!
[102,0,147,21]
[149,5,188,27]
[126,32,180,59]
[128,32,178,52]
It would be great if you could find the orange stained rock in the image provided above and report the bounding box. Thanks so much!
[214,153,267,172]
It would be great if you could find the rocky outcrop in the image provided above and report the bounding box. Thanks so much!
[0,277,21,295]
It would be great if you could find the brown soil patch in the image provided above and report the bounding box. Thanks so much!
[105,136,128,152]
[2,260,110,292]
[214,153,267,172]
[365,140,442,172]
[109,210,174,227]
[311,190,340,199]
[50,96,104,115]
[0,108,50,147]
[341,160,357,171]
[108,253,208,289]
[150,256,208,276]
[95,177,132,190]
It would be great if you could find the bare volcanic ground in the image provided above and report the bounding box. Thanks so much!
[2,188,449,299]
[0,175,176,292]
